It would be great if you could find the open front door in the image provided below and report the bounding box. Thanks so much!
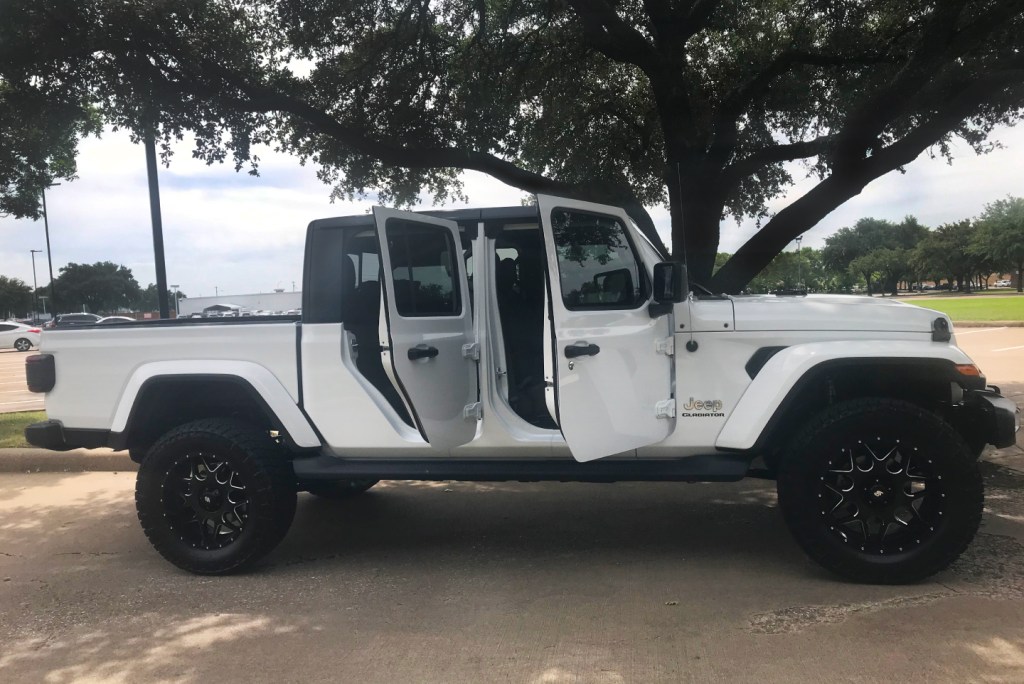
[537,195,676,461]
[372,207,478,450]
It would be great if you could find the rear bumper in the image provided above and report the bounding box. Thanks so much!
[966,388,1021,449]
[24,420,111,451]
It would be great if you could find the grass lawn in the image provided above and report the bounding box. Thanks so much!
[0,411,46,448]
[908,295,1024,321]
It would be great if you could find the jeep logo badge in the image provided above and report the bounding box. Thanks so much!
[680,397,725,417]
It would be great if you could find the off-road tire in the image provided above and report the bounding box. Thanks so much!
[136,419,297,574]
[303,479,379,499]
[777,398,983,584]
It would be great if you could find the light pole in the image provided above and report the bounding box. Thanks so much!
[171,284,180,318]
[39,296,48,319]
[41,183,60,312]
[29,249,42,323]
[795,235,803,290]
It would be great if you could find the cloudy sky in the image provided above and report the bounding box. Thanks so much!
[2,124,1022,303]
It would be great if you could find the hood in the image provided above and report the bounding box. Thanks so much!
[730,294,949,333]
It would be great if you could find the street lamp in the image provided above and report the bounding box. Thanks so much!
[30,249,42,323]
[171,284,180,318]
[41,183,60,312]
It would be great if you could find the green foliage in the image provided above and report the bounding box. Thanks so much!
[822,217,927,293]
[3,0,1024,289]
[0,80,100,219]
[138,283,186,312]
[974,196,1024,292]
[52,262,141,314]
[0,275,32,318]
[912,220,982,292]
[744,248,826,293]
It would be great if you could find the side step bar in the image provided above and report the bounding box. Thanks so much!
[292,453,753,483]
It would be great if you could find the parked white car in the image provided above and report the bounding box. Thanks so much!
[994,279,1012,288]
[0,321,41,351]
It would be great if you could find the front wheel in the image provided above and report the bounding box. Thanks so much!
[135,419,297,574]
[14,337,32,352]
[777,398,983,584]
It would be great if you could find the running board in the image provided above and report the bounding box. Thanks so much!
[292,454,753,483]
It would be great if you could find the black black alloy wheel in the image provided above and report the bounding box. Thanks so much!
[165,451,250,550]
[136,419,296,574]
[777,398,983,584]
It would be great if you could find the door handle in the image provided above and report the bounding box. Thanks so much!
[564,342,600,358]
[408,345,439,361]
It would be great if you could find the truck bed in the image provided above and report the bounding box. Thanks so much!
[40,318,301,431]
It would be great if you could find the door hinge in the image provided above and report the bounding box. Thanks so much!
[655,337,675,356]
[655,399,676,418]
[463,402,483,420]
[462,342,480,361]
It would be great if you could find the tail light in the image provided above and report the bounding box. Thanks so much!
[28,328,41,334]
[26,354,55,393]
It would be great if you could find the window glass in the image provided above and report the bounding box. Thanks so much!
[551,209,646,310]
[0,324,15,332]
[385,219,461,317]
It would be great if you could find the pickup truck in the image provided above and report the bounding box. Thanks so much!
[24,195,1020,582]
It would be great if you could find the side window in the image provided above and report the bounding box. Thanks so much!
[385,219,462,317]
[551,209,647,310]
[0,324,15,332]
[340,231,382,326]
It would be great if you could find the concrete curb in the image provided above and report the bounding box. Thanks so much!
[0,447,136,473]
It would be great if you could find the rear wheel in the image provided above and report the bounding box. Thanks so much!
[14,337,31,352]
[136,419,296,574]
[777,398,983,584]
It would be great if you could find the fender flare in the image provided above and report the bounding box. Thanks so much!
[715,340,976,451]
[110,360,320,448]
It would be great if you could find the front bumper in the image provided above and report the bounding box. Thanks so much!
[24,420,111,451]
[966,388,1021,449]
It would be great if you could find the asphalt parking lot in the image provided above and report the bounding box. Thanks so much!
[0,348,43,413]
[0,329,1021,682]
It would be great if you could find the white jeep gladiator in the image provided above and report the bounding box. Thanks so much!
[25,195,1019,582]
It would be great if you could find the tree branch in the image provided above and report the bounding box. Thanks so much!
[708,50,899,168]
[721,135,838,186]
[831,0,1016,166]
[564,0,659,73]
[710,65,1024,293]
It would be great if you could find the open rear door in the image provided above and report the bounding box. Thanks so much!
[372,207,478,450]
[537,195,676,461]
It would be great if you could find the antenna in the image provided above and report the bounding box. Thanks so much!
[674,162,689,269]
[674,162,691,302]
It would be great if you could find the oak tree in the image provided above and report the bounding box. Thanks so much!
[3,0,1023,291]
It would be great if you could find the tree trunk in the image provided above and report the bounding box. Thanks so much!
[709,172,872,293]
[1018,261,1023,293]
[668,168,724,286]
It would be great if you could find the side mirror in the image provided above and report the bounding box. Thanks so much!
[653,261,686,303]
[649,261,687,318]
